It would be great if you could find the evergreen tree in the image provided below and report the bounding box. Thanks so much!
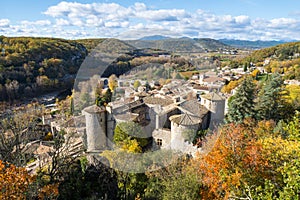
[145,81,151,92]
[226,76,256,123]
[104,88,112,103]
[243,62,248,72]
[255,73,288,121]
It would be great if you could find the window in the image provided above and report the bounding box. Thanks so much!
[145,113,150,120]
[156,139,162,146]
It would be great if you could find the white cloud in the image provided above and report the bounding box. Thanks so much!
[105,21,129,28]
[234,15,250,25]
[268,18,298,29]
[0,19,10,27]
[21,20,51,26]
[133,2,147,12]
[1,2,299,41]
[55,18,70,26]
[135,9,188,21]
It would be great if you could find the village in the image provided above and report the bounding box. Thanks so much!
[0,36,296,174]
[1,44,300,198]
[21,60,278,172]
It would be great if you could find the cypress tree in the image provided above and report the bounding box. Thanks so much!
[255,73,287,121]
[226,76,256,123]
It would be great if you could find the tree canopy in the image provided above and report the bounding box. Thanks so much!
[226,76,256,123]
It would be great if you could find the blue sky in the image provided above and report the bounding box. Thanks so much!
[1,0,300,40]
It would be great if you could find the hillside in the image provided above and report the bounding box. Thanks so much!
[240,41,300,80]
[194,38,230,51]
[76,38,138,79]
[126,37,229,52]
[0,36,88,101]
[139,35,171,41]
[5,35,294,103]
[244,41,300,62]
[0,36,196,102]
[219,39,286,49]
[75,38,105,52]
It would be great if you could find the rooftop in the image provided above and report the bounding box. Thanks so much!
[193,85,209,90]
[203,77,224,83]
[178,99,209,117]
[144,96,174,106]
[114,112,139,121]
[169,113,202,126]
[82,105,106,114]
[201,92,225,101]
[113,99,145,114]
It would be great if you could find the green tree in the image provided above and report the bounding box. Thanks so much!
[243,62,249,72]
[58,159,119,200]
[144,81,151,92]
[104,88,112,103]
[96,88,113,107]
[226,76,256,123]
[114,122,149,150]
[256,73,289,121]
[146,157,201,200]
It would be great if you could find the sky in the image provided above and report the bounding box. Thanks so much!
[1,0,300,40]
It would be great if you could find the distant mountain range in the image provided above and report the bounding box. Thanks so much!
[137,35,295,49]
[126,37,229,53]
[139,35,171,41]
[219,39,290,49]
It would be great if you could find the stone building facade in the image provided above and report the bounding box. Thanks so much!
[200,92,225,129]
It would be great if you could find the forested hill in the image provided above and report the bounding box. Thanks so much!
[126,37,229,52]
[0,36,228,102]
[75,38,105,52]
[239,41,300,80]
[0,36,89,101]
[244,41,300,63]
[219,39,286,49]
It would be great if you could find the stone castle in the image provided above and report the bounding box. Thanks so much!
[82,91,225,156]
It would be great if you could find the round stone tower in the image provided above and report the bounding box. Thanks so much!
[169,113,200,152]
[82,105,107,153]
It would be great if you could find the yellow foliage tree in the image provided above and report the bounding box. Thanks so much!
[122,139,142,153]
[108,74,118,92]
[221,79,242,94]
[286,85,300,105]
[251,69,260,78]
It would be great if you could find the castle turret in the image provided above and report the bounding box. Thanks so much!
[82,105,107,153]
[169,113,200,152]
[200,92,225,129]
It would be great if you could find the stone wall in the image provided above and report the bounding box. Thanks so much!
[152,128,171,150]
[82,106,107,153]
[170,121,198,153]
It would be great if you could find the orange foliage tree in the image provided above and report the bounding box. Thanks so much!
[197,120,272,199]
[196,116,300,199]
[0,160,59,199]
[0,160,35,199]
